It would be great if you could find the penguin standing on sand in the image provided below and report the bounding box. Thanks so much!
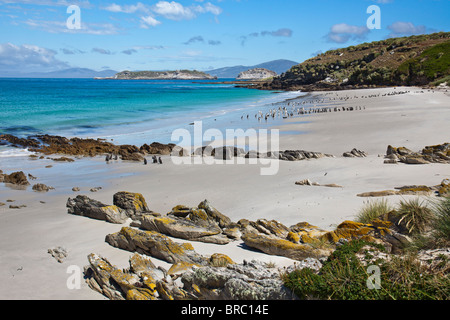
[144,158,147,165]
[158,157,163,164]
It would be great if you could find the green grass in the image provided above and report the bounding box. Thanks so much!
[397,41,450,84]
[283,239,450,300]
[395,198,434,235]
[283,197,450,300]
[431,196,450,246]
[356,199,393,224]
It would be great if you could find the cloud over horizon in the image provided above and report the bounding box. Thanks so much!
[386,21,434,38]
[0,42,69,73]
[241,28,293,46]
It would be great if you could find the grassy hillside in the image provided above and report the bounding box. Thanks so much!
[257,32,450,91]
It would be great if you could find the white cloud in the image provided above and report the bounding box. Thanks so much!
[103,2,149,14]
[140,15,161,28]
[241,28,293,46]
[0,0,91,8]
[0,42,69,72]
[193,2,222,15]
[152,1,196,20]
[387,21,428,37]
[326,23,370,43]
[151,1,222,21]
[23,18,119,35]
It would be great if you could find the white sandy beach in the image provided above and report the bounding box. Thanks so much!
[0,86,449,300]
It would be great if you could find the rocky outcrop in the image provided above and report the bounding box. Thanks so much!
[48,247,68,263]
[193,147,335,162]
[67,195,128,224]
[32,183,54,192]
[385,143,450,164]
[105,227,207,265]
[237,68,277,80]
[140,142,176,155]
[343,148,368,158]
[357,179,450,197]
[84,252,310,300]
[1,171,30,186]
[112,191,151,218]
[67,192,153,223]
[78,196,434,300]
[181,260,298,300]
[295,179,343,188]
[0,134,180,161]
[131,200,233,245]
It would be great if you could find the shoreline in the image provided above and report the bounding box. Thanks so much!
[0,85,449,300]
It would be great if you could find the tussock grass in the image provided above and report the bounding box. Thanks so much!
[356,198,393,224]
[396,198,434,235]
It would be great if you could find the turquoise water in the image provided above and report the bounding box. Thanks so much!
[0,78,304,152]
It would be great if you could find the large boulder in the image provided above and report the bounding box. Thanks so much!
[2,171,30,186]
[32,183,54,192]
[131,200,234,244]
[113,191,151,218]
[241,232,332,261]
[105,227,208,266]
[66,195,128,224]
[198,199,232,228]
[134,214,230,245]
[84,253,163,300]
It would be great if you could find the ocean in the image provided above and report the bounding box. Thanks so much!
[0,78,304,156]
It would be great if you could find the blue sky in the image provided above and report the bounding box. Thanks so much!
[0,0,449,73]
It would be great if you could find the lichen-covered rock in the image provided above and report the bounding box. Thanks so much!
[105,227,208,266]
[84,253,161,300]
[198,199,232,228]
[209,253,235,267]
[181,260,298,300]
[319,220,393,251]
[238,219,291,239]
[66,195,128,224]
[386,143,450,164]
[135,214,230,244]
[241,232,332,261]
[132,200,234,245]
[113,191,150,217]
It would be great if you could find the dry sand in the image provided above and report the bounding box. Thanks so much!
[0,86,449,300]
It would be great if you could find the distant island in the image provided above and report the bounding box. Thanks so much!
[206,59,298,78]
[99,70,217,80]
[236,68,278,80]
[248,32,450,91]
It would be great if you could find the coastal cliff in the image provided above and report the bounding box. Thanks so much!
[249,32,450,91]
[106,70,217,80]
